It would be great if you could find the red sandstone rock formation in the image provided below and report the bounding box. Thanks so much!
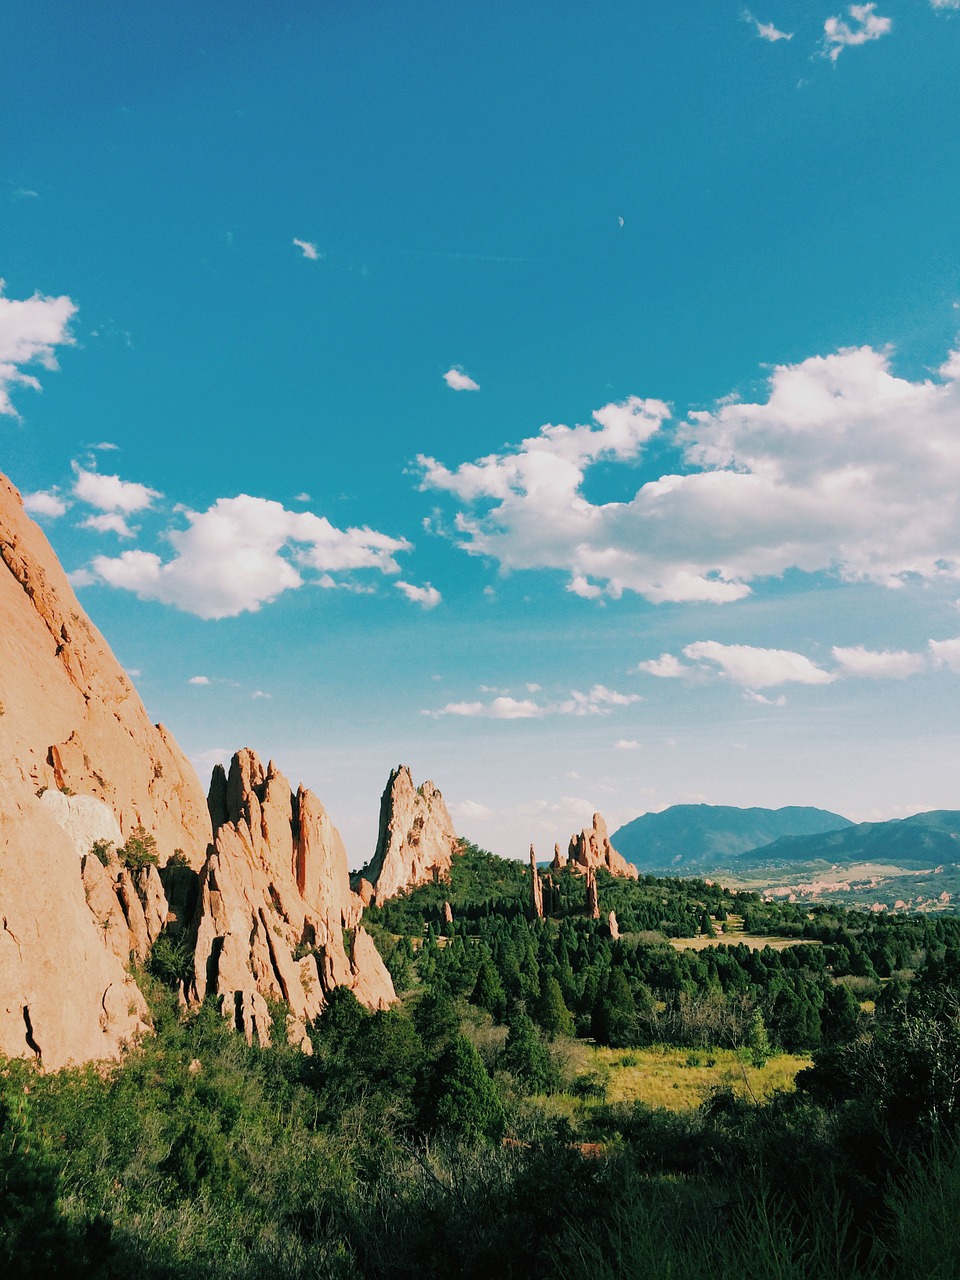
[189,750,394,1046]
[355,765,460,905]
[568,812,639,880]
[529,845,544,919]
[585,866,601,919]
[0,473,210,1068]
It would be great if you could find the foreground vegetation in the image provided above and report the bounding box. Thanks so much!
[5,843,960,1277]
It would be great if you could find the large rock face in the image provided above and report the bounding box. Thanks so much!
[0,474,211,1068]
[568,813,639,880]
[189,750,394,1046]
[355,765,460,905]
[0,473,210,865]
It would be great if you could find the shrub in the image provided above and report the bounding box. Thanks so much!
[119,824,159,870]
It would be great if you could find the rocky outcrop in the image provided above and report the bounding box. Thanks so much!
[568,813,639,880]
[355,765,460,905]
[189,750,394,1046]
[551,843,567,872]
[585,867,600,920]
[608,910,620,941]
[0,473,210,866]
[529,846,544,919]
[0,474,212,1067]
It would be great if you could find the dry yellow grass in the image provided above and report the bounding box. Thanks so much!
[670,934,820,952]
[589,1044,811,1110]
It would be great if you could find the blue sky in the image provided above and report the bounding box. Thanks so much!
[3,0,960,862]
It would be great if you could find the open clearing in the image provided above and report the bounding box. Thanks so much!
[669,933,821,952]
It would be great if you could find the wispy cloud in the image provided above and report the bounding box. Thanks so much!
[293,238,320,261]
[823,4,892,61]
[0,282,76,416]
[426,683,641,720]
[684,641,834,688]
[831,645,927,678]
[443,367,480,392]
[188,675,210,685]
[742,9,793,41]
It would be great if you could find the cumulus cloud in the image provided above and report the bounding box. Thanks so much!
[395,580,441,609]
[89,494,411,619]
[636,653,687,678]
[0,282,76,416]
[80,512,136,538]
[23,489,67,518]
[73,468,160,513]
[931,0,960,8]
[443,367,480,392]
[293,238,320,260]
[683,641,834,688]
[743,10,793,40]
[831,645,927,678]
[823,4,891,60]
[929,637,960,671]
[420,347,960,605]
[188,675,210,685]
[426,683,640,719]
[614,739,643,750]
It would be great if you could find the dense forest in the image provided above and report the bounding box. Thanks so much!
[5,841,960,1278]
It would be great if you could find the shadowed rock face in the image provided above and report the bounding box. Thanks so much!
[355,765,460,906]
[0,473,211,1069]
[568,813,639,880]
[190,750,395,1046]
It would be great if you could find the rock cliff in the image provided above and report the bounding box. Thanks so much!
[189,749,394,1046]
[0,473,210,1068]
[355,765,460,905]
[568,812,639,880]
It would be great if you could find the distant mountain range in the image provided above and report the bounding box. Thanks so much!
[611,805,853,873]
[731,810,960,872]
[611,804,960,877]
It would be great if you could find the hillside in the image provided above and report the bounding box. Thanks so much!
[611,804,853,873]
[732,809,960,872]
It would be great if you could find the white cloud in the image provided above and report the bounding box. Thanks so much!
[931,0,960,8]
[67,567,95,588]
[683,641,834,688]
[89,494,411,619]
[23,489,67,518]
[743,10,793,40]
[831,645,927,678]
[421,347,960,605]
[188,675,210,685]
[743,689,787,706]
[443,367,480,392]
[426,683,640,719]
[80,513,136,538]
[252,690,271,699]
[395,580,441,609]
[293,238,320,261]
[929,637,960,671]
[73,468,160,513]
[0,282,76,416]
[823,4,892,61]
[294,492,311,502]
[614,739,643,750]
[637,653,687,678]
[451,799,494,820]
[90,441,119,451]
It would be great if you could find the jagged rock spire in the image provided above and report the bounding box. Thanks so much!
[568,812,639,880]
[529,844,544,919]
[354,765,460,905]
